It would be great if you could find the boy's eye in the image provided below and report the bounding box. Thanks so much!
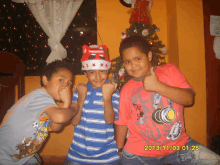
[136,58,141,60]
[68,83,72,87]
[124,61,130,64]
[59,79,63,82]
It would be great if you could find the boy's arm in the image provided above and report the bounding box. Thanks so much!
[49,120,63,132]
[102,82,117,124]
[154,82,194,106]
[103,96,115,125]
[115,124,128,157]
[143,67,194,106]
[71,83,87,126]
[44,86,78,131]
[44,104,78,124]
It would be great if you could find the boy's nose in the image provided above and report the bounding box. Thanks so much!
[96,72,101,79]
[131,61,136,68]
[63,82,69,87]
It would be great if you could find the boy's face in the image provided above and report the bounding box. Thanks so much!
[84,70,108,89]
[122,46,152,79]
[43,68,73,101]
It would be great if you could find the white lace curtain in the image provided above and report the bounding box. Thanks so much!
[12,0,84,63]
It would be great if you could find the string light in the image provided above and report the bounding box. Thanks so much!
[1,0,97,75]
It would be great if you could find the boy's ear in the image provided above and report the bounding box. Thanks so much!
[148,51,153,62]
[42,75,49,86]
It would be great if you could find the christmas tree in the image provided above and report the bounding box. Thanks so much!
[111,0,167,91]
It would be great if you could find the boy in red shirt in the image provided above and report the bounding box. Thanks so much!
[115,36,220,164]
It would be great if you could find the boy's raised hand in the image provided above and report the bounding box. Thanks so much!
[143,67,160,92]
[58,86,72,108]
[74,83,88,97]
[102,82,117,99]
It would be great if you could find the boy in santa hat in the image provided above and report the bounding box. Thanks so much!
[64,45,121,165]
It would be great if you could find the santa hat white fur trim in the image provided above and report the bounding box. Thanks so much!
[82,60,111,70]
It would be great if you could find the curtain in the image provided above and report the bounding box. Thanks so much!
[12,0,84,63]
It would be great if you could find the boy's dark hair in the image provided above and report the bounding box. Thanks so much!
[119,35,151,57]
[40,60,74,87]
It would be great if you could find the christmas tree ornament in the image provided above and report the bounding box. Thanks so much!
[161,47,167,55]
[148,40,154,46]
[129,0,152,25]
[142,29,149,36]
[121,32,127,39]
[157,27,160,31]
[119,67,126,82]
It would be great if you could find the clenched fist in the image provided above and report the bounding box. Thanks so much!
[74,83,88,98]
[102,82,117,99]
[58,86,72,107]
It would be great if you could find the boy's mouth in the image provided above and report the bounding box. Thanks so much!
[132,69,140,73]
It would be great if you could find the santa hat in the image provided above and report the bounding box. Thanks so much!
[81,45,111,70]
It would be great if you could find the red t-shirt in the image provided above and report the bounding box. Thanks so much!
[115,63,194,157]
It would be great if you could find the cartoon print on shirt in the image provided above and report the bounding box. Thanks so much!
[151,107,176,125]
[130,86,183,145]
[32,121,38,128]
[133,103,144,120]
[34,119,50,143]
[167,119,182,140]
[11,137,42,159]
[11,119,50,160]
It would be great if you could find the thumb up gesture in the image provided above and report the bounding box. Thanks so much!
[142,67,160,92]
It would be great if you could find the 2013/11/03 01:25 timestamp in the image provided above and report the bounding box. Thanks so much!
[144,145,199,151]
